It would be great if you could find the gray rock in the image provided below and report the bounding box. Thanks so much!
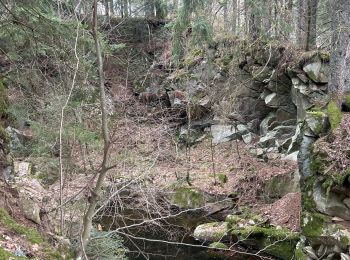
[251,65,273,82]
[242,133,253,144]
[210,124,248,144]
[267,71,292,94]
[260,112,276,136]
[341,253,350,260]
[193,222,229,242]
[258,131,277,147]
[264,93,277,106]
[287,123,303,154]
[305,111,329,136]
[304,246,318,259]
[266,153,280,160]
[283,151,299,162]
[247,118,260,132]
[313,183,350,220]
[343,198,350,209]
[19,196,41,224]
[13,161,32,178]
[2,166,13,183]
[303,59,329,83]
[5,126,23,150]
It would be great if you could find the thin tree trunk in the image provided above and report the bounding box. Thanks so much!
[306,0,318,50]
[104,0,110,17]
[78,0,111,257]
[231,0,237,34]
[298,0,308,49]
[223,2,228,31]
[128,0,132,16]
[145,0,154,17]
[237,0,241,35]
[123,0,128,17]
[329,0,350,97]
[109,0,114,15]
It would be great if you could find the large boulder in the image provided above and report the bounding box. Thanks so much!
[210,124,249,144]
[225,214,299,260]
[193,222,229,242]
[303,58,329,84]
[313,184,350,221]
[18,196,41,224]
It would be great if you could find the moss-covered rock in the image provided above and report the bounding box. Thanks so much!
[231,225,299,260]
[193,222,229,242]
[327,101,341,130]
[172,186,205,209]
[305,111,329,136]
[224,213,299,259]
[0,207,43,244]
[209,242,228,249]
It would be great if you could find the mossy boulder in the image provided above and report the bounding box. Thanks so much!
[209,242,228,249]
[231,225,299,260]
[225,214,299,260]
[327,101,341,130]
[302,57,329,83]
[302,211,350,249]
[172,187,205,209]
[193,222,229,242]
[305,111,329,136]
[0,207,43,244]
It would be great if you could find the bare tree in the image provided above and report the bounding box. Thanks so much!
[78,0,112,257]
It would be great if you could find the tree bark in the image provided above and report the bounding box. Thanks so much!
[145,0,154,18]
[231,0,237,34]
[123,0,128,17]
[104,0,110,17]
[298,0,318,50]
[328,0,350,97]
[306,0,318,50]
[77,0,111,257]
[298,0,308,49]
[109,0,114,15]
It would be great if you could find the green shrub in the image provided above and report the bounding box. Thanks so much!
[85,229,128,260]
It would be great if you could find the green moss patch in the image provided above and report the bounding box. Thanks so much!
[327,101,341,130]
[0,247,26,259]
[0,80,9,118]
[301,212,329,238]
[0,207,43,244]
[209,242,228,249]
[173,187,205,209]
[231,226,299,260]
[217,173,227,184]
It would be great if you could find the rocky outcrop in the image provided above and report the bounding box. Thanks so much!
[299,114,350,258]
[194,213,299,260]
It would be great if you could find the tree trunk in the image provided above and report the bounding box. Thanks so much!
[297,0,308,49]
[77,0,111,257]
[109,0,114,15]
[223,2,228,31]
[306,0,318,50]
[145,0,154,18]
[155,0,166,19]
[104,0,110,17]
[328,0,350,97]
[231,0,237,34]
[237,0,241,34]
[123,0,128,17]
